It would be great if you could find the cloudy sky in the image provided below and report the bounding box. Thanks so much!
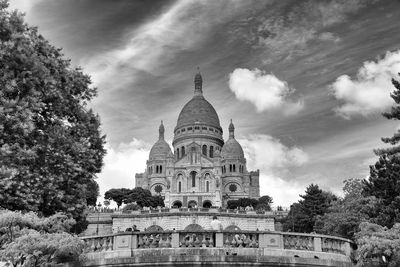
[9,0,400,207]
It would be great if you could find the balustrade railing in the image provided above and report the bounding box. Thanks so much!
[322,237,347,255]
[81,231,353,258]
[90,208,289,216]
[223,232,258,248]
[137,232,172,248]
[283,233,314,251]
[179,231,215,247]
[83,235,114,253]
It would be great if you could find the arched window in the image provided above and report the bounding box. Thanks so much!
[233,164,236,172]
[229,164,232,172]
[177,148,180,159]
[209,146,214,158]
[178,181,181,193]
[202,145,207,156]
[160,165,162,173]
[191,171,196,187]
[206,181,209,192]
[181,146,185,157]
[156,165,159,173]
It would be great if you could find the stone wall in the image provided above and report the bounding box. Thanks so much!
[81,231,355,267]
[83,210,288,236]
[111,212,275,233]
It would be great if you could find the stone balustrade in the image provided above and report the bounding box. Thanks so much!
[81,230,353,256]
[83,234,114,253]
[90,207,289,217]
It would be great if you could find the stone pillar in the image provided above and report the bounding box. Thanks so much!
[132,234,138,249]
[258,233,267,248]
[215,189,221,207]
[344,241,352,256]
[165,190,170,207]
[314,237,322,252]
[171,232,179,248]
[215,232,224,247]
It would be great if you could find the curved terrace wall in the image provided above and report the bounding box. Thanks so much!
[81,230,355,267]
[84,208,287,236]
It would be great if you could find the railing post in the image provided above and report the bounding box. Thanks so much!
[344,241,351,256]
[215,232,224,247]
[314,237,322,252]
[259,233,267,248]
[261,233,283,249]
[171,232,179,248]
[132,233,138,249]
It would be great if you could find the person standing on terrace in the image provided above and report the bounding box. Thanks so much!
[210,216,222,231]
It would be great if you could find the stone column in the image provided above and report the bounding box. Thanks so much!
[171,232,180,248]
[215,232,224,247]
[314,237,322,252]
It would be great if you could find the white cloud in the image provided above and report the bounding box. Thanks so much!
[228,68,303,114]
[239,134,309,206]
[8,0,43,13]
[331,50,400,119]
[96,138,150,206]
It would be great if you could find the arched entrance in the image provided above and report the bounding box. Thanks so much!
[202,200,212,208]
[188,200,197,208]
[225,225,241,231]
[172,200,182,208]
[146,225,163,232]
[184,224,204,231]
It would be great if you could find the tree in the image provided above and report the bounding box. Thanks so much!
[0,210,83,266]
[355,222,400,266]
[86,179,100,206]
[313,179,379,240]
[104,188,133,208]
[256,195,273,211]
[123,187,164,208]
[0,0,106,232]
[227,198,258,209]
[283,184,336,233]
[363,73,400,228]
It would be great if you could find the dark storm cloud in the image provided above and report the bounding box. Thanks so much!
[25,0,176,63]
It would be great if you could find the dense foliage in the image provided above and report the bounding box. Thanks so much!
[0,210,83,266]
[355,222,400,266]
[105,187,165,208]
[363,74,400,228]
[226,195,273,210]
[0,0,105,232]
[314,179,379,240]
[124,187,165,208]
[104,188,133,208]
[283,184,336,233]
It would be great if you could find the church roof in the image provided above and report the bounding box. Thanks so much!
[176,72,221,129]
[149,121,172,160]
[221,120,244,159]
[176,95,221,129]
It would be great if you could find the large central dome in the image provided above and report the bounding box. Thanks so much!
[176,95,221,129]
[175,72,221,130]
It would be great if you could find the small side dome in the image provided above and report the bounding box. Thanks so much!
[221,120,244,159]
[149,121,172,160]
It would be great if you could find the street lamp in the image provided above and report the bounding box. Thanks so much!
[96,202,102,235]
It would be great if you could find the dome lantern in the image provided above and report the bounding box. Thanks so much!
[194,69,203,96]
[229,119,235,139]
[159,120,165,140]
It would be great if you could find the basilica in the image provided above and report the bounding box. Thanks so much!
[135,72,260,208]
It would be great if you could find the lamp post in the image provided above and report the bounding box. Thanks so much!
[96,202,102,235]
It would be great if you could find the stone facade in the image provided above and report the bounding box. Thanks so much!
[135,73,260,208]
[111,211,275,233]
